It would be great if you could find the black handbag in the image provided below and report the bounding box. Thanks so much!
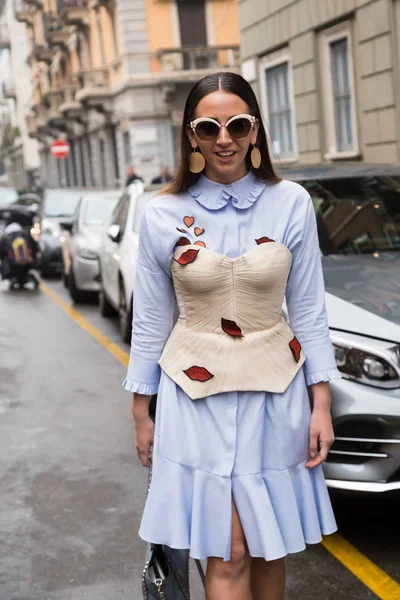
[142,542,191,599]
[141,395,205,599]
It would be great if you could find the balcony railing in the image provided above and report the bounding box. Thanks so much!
[26,112,38,137]
[44,14,70,46]
[156,45,241,73]
[57,83,82,113]
[46,92,63,122]
[58,0,88,9]
[33,103,48,129]
[77,68,109,89]
[32,44,53,63]
[58,0,89,26]
[2,79,16,99]
[58,83,78,103]
[0,22,10,49]
[14,0,32,24]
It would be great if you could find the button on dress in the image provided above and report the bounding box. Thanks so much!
[123,172,341,562]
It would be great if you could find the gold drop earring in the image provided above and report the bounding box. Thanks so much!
[251,144,262,169]
[189,148,206,174]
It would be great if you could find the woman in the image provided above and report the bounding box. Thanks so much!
[124,72,341,600]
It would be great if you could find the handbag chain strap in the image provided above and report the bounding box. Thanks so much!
[143,452,191,600]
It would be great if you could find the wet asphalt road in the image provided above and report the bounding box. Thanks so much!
[0,277,399,600]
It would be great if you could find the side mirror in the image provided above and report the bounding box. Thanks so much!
[59,220,73,232]
[107,224,121,243]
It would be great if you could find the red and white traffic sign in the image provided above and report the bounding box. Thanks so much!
[50,139,70,159]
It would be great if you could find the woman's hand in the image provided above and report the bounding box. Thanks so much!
[132,394,154,467]
[306,407,335,468]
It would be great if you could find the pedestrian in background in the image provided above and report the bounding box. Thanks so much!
[125,165,143,187]
[151,167,173,184]
[124,71,340,600]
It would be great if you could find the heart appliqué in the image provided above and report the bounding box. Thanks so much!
[183,216,195,228]
[175,237,191,247]
[194,227,205,236]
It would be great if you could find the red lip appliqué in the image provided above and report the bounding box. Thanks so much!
[221,318,244,337]
[173,248,200,265]
[183,366,214,382]
[255,237,275,245]
[289,337,301,362]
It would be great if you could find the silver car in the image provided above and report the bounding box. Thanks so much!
[61,191,119,302]
[281,163,400,494]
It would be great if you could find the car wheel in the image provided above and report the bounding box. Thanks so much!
[99,285,114,317]
[119,279,132,344]
[68,268,86,304]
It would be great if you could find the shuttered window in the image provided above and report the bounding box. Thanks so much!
[330,37,353,152]
[265,62,294,158]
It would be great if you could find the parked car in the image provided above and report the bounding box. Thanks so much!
[37,189,83,277]
[279,162,400,494]
[60,190,119,302]
[98,182,162,342]
[12,193,41,211]
[0,205,37,235]
[0,186,18,207]
[100,163,400,493]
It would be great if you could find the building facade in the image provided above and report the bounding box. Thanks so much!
[0,0,40,189]
[239,0,400,165]
[17,0,240,188]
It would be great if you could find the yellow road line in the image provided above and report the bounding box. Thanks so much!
[40,283,129,368]
[322,534,400,600]
[41,282,400,599]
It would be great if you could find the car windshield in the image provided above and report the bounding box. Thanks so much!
[300,176,400,255]
[0,187,18,206]
[44,190,82,218]
[82,195,119,226]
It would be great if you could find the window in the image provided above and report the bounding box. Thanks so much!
[330,38,353,152]
[320,23,359,159]
[259,50,297,161]
[99,138,107,188]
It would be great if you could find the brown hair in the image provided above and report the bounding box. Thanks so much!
[163,72,280,195]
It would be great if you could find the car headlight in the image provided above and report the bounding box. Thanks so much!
[77,248,98,260]
[331,333,400,389]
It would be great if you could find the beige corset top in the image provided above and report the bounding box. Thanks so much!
[158,242,305,400]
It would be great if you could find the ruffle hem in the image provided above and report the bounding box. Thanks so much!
[305,369,342,386]
[122,378,158,396]
[139,453,337,562]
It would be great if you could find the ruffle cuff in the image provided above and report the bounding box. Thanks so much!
[305,368,342,386]
[122,378,159,395]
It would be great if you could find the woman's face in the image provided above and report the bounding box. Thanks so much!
[187,90,259,184]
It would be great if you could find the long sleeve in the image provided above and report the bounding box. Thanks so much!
[285,191,341,386]
[123,208,175,395]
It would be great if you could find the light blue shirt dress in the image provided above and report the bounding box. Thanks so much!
[124,171,341,562]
